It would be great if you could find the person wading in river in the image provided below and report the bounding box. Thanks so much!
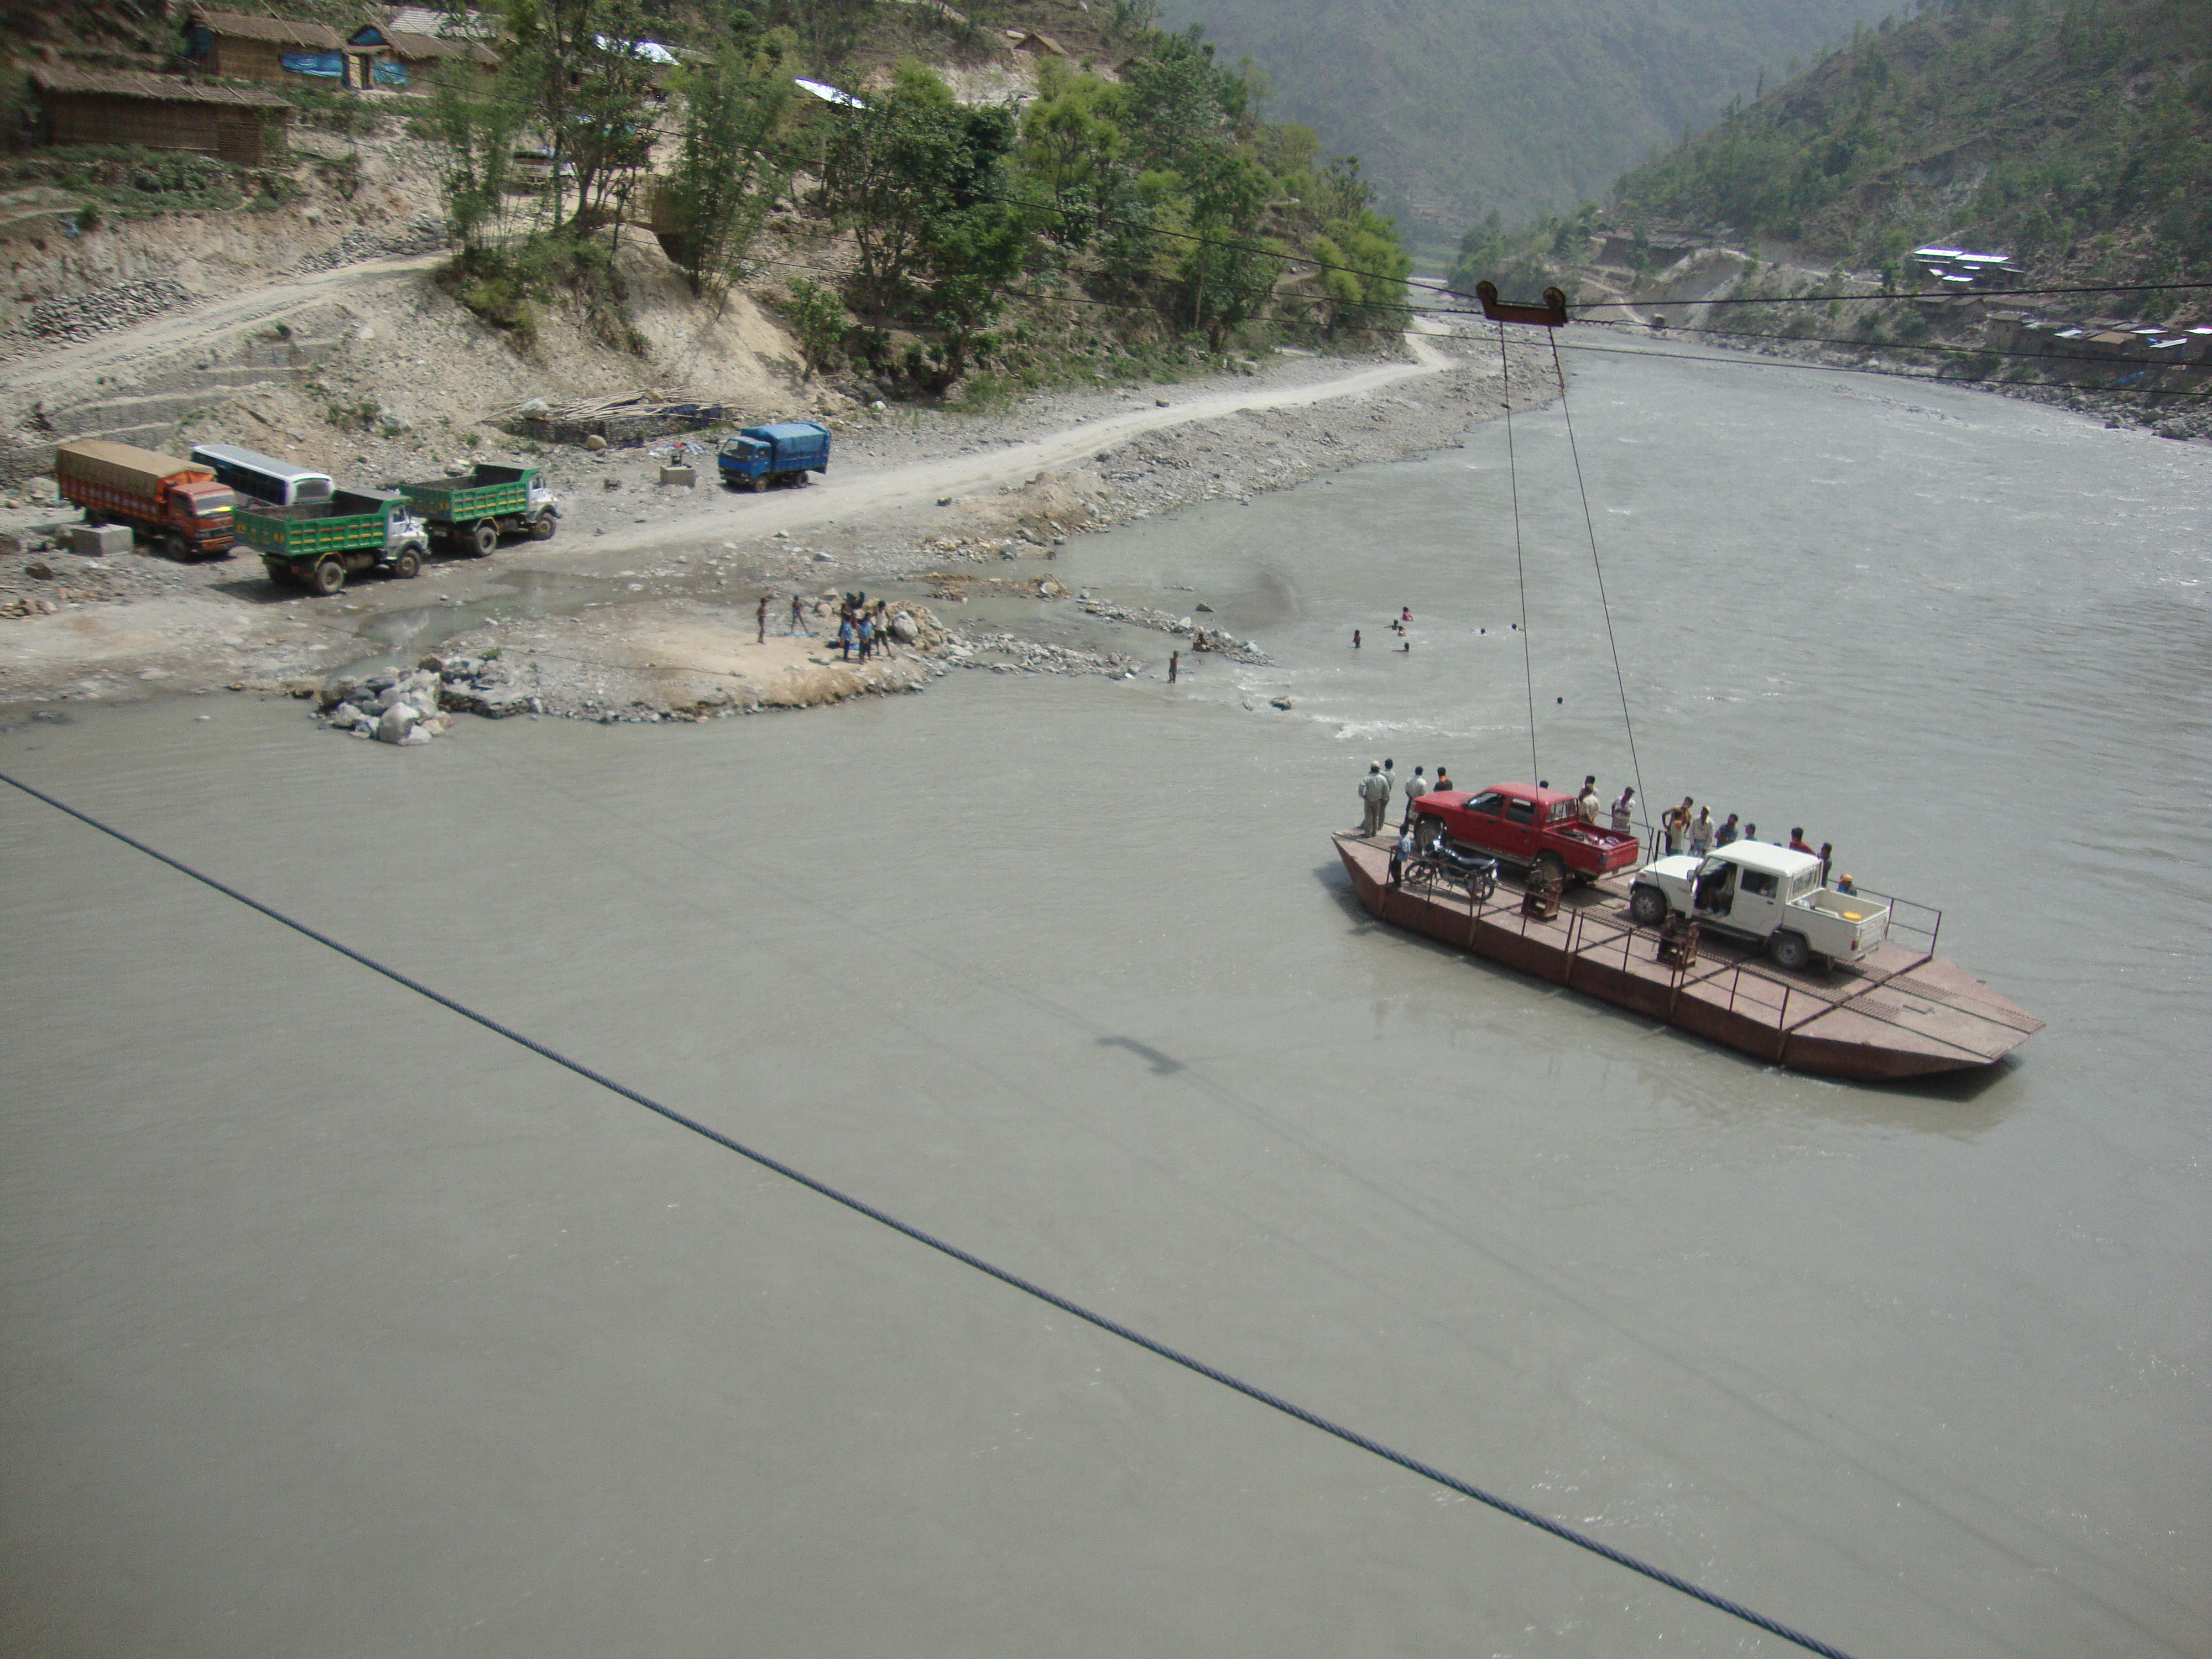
[755,596,768,644]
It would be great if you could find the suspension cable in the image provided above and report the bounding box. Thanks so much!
[0,768,1863,1658]
[1499,322,1539,780]
[1548,333,1647,822]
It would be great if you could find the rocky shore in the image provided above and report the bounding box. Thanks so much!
[0,334,1540,729]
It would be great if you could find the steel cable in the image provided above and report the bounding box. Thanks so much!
[1498,322,1540,780]
[1548,333,1648,825]
[2,768,1861,1659]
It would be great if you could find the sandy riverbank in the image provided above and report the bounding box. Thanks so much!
[0,327,1544,726]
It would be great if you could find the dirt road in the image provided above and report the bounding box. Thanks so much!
[3,253,445,399]
[582,327,1457,560]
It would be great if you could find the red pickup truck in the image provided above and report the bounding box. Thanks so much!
[1412,781,1641,887]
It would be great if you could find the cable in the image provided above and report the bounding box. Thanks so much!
[1543,337,2212,398]
[1498,323,1538,781]
[1577,311,2212,370]
[1563,278,2212,310]
[1547,332,1646,827]
[0,766,1860,1659]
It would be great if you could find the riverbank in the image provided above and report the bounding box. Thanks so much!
[0,328,1538,723]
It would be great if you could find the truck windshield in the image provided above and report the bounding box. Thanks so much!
[194,491,236,514]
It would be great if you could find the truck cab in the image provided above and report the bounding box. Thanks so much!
[1629,842,1892,971]
[1414,781,1642,888]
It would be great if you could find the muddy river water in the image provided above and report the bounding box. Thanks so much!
[3,343,2206,1658]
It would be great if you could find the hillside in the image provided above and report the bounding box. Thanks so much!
[1608,0,2212,288]
[1154,0,1898,239]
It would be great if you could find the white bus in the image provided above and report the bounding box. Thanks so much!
[188,443,335,509]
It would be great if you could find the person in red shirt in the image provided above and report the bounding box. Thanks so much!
[1788,827,1815,855]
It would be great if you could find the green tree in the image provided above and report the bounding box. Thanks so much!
[659,33,795,293]
[779,277,850,377]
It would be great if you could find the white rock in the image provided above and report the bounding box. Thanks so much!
[376,705,419,743]
[398,725,434,745]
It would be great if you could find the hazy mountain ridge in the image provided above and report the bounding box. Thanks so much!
[1156,0,1898,237]
[1607,0,2212,289]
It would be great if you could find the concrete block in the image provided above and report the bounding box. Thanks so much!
[66,524,133,556]
[659,465,696,487]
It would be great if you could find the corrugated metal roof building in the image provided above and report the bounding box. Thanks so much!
[31,66,293,166]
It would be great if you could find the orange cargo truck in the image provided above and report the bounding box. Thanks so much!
[54,440,237,560]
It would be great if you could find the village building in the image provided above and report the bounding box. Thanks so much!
[345,21,498,88]
[31,65,292,165]
[180,9,347,84]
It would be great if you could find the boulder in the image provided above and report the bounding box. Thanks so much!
[439,683,531,718]
[375,704,419,743]
[64,524,132,557]
[325,703,368,730]
[584,434,608,452]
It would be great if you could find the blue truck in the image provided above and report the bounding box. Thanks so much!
[717,421,832,492]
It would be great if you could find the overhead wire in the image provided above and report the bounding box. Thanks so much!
[0,768,1863,1659]
[1497,322,1539,781]
[1546,332,1647,822]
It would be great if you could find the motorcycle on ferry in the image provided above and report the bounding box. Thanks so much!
[1392,832,1500,900]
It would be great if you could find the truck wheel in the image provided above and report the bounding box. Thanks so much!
[1414,815,1444,854]
[1531,852,1568,890]
[1769,930,1812,972]
[472,520,499,556]
[1629,885,1668,926]
[163,530,191,562]
[389,548,421,580]
[308,556,347,596]
[530,512,556,541]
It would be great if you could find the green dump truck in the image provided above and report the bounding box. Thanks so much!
[397,463,561,556]
[236,489,431,594]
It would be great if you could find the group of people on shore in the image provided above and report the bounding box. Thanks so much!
[748,592,898,664]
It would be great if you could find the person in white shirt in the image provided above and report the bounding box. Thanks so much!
[1400,766,1428,827]
[1689,806,1715,858]
[1610,785,1636,835]
[1576,775,1601,823]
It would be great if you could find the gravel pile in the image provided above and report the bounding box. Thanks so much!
[28,277,195,343]
[1074,596,1271,664]
[291,220,448,275]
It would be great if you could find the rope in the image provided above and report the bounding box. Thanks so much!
[0,768,1863,1659]
[1548,333,1648,825]
[1498,322,1539,780]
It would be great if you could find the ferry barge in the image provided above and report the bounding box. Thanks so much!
[1333,832,2042,1079]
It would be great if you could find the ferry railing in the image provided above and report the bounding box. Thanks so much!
[1850,888,1942,953]
[1396,858,1990,1060]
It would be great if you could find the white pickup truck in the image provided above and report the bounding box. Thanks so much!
[1627,841,1891,971]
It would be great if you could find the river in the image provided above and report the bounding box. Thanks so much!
[3,341,2205,1658]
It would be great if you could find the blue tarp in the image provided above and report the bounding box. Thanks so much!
[373,58,410,87]
[282,50,345,78]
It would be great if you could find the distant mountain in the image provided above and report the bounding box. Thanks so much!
[1609,0,2212,288]
[1156,0,1898,238]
